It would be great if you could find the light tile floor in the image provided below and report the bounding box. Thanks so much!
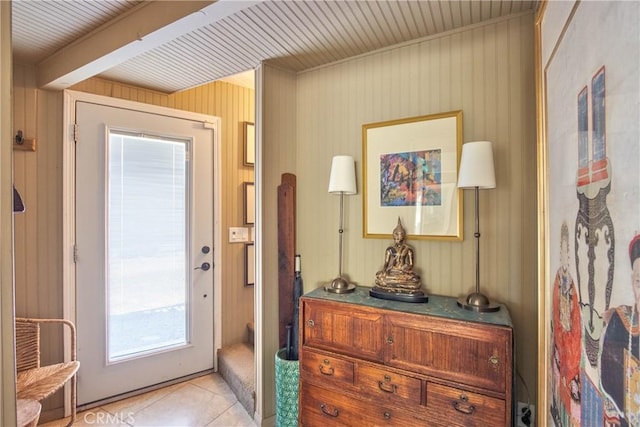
[41,374,257,427]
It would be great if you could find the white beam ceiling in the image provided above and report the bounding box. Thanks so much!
[37,0,262,90]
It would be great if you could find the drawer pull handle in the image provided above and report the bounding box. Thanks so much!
[378,380,398,394]
[452,400,476,415]
[307,319,315,327]
[320,404,339,417]
[383,412,391,420]
[319,365,335,376]
[489,355,500,366]
[386,336,394,344]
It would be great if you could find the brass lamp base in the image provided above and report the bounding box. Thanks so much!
[325,276,356,294]
[457,292,500,313]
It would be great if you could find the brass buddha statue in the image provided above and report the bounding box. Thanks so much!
[370,218,427,303]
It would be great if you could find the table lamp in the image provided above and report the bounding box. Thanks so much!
[456,141,500,312]
[325,155,357,294]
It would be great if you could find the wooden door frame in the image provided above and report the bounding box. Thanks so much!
[0,2,17,425]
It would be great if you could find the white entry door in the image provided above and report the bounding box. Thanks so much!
[75,100,215,405]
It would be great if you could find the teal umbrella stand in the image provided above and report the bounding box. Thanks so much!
[275,348,299,427]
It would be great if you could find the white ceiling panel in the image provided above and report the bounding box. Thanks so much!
[12,0,143,65]
[12,0,537,94]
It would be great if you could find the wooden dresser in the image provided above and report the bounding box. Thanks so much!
[298,287,514,426]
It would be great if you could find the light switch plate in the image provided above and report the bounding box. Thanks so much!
[228,227,249,243]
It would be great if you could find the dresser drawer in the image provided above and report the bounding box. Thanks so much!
[385,312,511,393]
[302,299,385,362]
[301,383,428,427]
[356,363,422,406]
[301,349,354,386]
[425,382,506,427]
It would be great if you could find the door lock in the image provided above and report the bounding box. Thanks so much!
[194,262,211,271]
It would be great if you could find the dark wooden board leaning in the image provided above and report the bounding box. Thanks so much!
[277,173,296,349]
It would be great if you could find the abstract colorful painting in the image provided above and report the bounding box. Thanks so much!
[379,150,441,207]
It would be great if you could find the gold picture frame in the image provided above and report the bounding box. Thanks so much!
[536,2,640,425]
[362,110,463,240]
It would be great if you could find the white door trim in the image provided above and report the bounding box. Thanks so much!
[62,90,222,411]
[253,64,263,424]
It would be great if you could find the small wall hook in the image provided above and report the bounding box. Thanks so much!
[13,130,36,152]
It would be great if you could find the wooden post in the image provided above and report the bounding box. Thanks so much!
[277,173,296,349]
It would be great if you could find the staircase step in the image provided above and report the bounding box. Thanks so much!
[218,342,255,417]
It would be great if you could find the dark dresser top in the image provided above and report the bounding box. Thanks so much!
[302,285,513,328]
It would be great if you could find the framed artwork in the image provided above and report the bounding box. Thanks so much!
[245,243,255,286]
[536,2,640,425]
[244,122,255,166]
[243,182,255,225]
[362,110,463,240]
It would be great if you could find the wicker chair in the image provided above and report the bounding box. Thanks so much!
[15,318,80,426]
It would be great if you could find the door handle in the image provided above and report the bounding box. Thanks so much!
[194,262,211,271]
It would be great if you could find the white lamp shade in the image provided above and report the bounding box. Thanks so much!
[328,155,357,194]
[457,141,496,189]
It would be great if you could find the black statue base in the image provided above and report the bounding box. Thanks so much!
[369,287,428,303]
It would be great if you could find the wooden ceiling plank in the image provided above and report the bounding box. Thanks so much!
[37,1,213,89]
[439,0,455,31]
[310,2,362,59]
[344,1,386,51]
[274,1,341,66]
[411,1,437,36]
[403,1,431,39]
[233,7,308,69]
[100,30,256,93]
[17,0,536,93]
[458,1,473,28]
[179,32,257,74]
[286,1,348,63]
[366,1,403,46]
[36,1,261,90]
[183,30,253,69]
[13,1,142,64]
[260,2,331,68]
[324,1,371,53]
[448,1,464,29]
[426,1,445,35]
[398,2,422,39]
[469,1,483,25]
[376,1,417,43]
[221,15,284,60]
[481,0,494,21]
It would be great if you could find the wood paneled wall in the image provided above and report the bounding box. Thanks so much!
[262,12,538,406]
[259,63,298,421]
[12,67,255,418]
[13,64,65,417]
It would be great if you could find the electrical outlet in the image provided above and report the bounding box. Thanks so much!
[517,401,535,427]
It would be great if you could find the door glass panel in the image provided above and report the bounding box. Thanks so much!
[107,131,190,362]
